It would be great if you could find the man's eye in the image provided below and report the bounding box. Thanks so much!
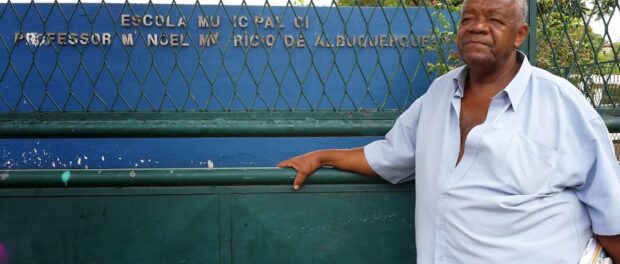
[490,18,504,24]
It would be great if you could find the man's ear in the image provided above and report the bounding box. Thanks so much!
[514,24,529,48]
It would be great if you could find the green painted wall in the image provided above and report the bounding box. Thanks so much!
[0,169,415,264]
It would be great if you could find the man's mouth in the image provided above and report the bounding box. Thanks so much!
[464,40,489,46]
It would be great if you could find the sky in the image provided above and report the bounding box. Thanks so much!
[591,17,620,43]
[585,1,620,43]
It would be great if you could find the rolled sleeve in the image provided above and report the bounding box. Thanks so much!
[364,96,424,184]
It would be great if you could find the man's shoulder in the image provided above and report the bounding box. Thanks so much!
[425,66,466,93]
[530,66,574,87]
[529,66,601,120]
[436,65,467,83]
[529,66,584,96]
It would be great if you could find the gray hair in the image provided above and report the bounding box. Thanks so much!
[461,0,529,24]
[515,0,529,23]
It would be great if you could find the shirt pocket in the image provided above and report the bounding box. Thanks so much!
[499,132,559,195]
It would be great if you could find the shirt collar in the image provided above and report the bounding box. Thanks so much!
[453,66,467,98]
[451,50,532,110]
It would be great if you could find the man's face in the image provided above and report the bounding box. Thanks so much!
[456,0,528,67]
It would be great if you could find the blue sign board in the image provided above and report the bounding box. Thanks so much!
[0,4,451,169]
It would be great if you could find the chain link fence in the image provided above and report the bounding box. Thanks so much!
[537,0,620,109]
[0,1,460,113]
[0,0,619,156]
[1,0,618,110]
[534,0,620,159]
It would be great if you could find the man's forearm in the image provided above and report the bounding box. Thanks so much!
[597,234,620,262]
[317,148,378,177]
[278,147,378,190]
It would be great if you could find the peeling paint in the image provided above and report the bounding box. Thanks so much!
[129,170,136,178]
[3,138,374,170]
[0,173,8,181]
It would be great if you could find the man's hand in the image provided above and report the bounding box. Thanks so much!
[277,151,323,190]
[597,234,620,263]
[277,148,378,191]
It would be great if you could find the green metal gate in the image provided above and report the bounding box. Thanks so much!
[0,0,619,263]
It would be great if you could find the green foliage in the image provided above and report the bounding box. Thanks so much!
[335,0,460,7]
[536,0,601,71]
[335,0,620,89]
[334,0,463,76]
[423,2,462,77]
[598,42,620,62]
[536,0,620,106]
[336,0,419,6]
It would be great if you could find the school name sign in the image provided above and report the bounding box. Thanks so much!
[10,5,443,49]
[0,4,446,112]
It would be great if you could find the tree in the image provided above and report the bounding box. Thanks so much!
[535,0,620,106]
[598,41,620,62]
[335,0,444,7]
[334,0,619,83]
[333,0,462,77]
[536,0,604,72]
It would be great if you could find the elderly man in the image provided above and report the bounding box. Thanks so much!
[278,0,620,262]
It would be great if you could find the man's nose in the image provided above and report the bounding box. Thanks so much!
[468,20,489,33]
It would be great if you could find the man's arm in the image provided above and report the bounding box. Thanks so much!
[597,234,620,262]
[277,148,378,190]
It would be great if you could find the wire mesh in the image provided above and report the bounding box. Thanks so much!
[1,0,619,111]
[536,0,620,108]
[0,0,464,113]
[0,0,619,160]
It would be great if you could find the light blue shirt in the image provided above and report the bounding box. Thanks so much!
[364,52,620,264]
